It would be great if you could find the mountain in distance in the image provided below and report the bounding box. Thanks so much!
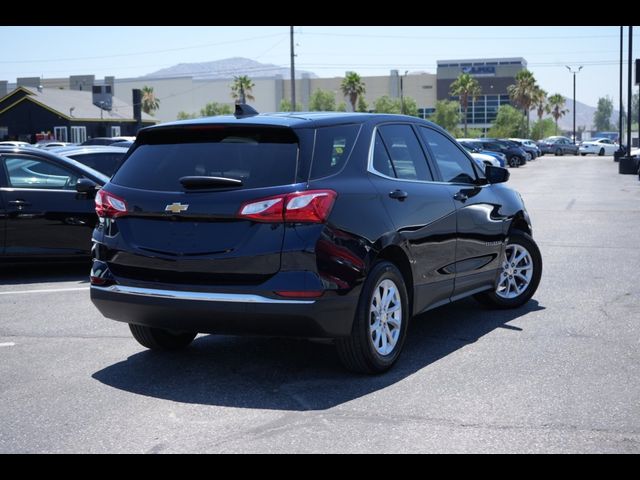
[144,57,317,80]
[543,96,619,132]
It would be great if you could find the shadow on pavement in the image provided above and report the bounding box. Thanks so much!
[93,298,544,411]
[0,262,90,286]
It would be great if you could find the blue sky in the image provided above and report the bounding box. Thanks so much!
[0,26,638,107]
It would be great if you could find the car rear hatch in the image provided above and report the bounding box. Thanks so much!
[100,124,307,285]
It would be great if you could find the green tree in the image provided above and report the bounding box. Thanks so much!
[633,93,639,121]
[200,102,233,117]
[357,95,369,112]
[177,111,197,120]
[373,95,401,114]
[532,87,549,121]
[449,73,481,136]
[308,89,336,111]
[141,85,160,115]
[336,102,347,112]
[488,105,527,138]
[431,100,461,133]
[507,69,538,134]
[548,93,567,135]
[340,72,366,111]
[530,118,556,140]
[593,96,614,131]
[279,98,302,112]
[231,75,255,104]
[401,97,419,117]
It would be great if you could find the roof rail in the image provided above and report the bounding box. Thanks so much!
[234,103,259,118]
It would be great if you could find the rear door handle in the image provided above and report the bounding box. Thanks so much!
[453,192,468,202]
[389,190,408,201]
[8,199,31,207]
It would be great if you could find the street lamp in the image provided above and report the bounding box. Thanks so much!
[565,65,583,144]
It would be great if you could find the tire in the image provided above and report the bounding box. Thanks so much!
[598,148,605,156]
[508,156,519,168]
[581,153,587,156]
[555,148,562,156]
[474,230,542,309]
[129,324,197,351]
[336,261,409,374]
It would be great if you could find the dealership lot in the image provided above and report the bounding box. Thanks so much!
[1,155,639,453]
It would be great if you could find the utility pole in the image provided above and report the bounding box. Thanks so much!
[626,26,632,156]
[565,65,582,144]
[290,26,296,112]
[619,26,623,148]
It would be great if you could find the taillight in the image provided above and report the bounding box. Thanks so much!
[238,190,337,224]
[95,189,128,218]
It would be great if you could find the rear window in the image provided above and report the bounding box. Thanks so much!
[112,126,299,191]
[69,152,125,177]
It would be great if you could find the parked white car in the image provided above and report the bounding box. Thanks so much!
[471,152,500,169]
[578,138,619,156]
[0,141,31,147]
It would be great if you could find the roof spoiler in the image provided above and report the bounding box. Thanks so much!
[234,103,259,118]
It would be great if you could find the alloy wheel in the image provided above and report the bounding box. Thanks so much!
[496,244,534,299]
[369,279,402,356]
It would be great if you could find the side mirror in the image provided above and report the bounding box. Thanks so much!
[76,177,98,194]
[485,165,509,184]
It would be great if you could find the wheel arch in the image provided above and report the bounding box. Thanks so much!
[374,245,415,316]
[509,210,532,237]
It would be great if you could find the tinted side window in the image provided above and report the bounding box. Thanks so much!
[377,124,432,181]
[3,156,78,190]
[419,128,477,184]
[309,124,361,180]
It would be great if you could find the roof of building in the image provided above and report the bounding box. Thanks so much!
[0,87,157,122]
[437,58,527,67]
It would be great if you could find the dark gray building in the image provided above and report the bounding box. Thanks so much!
[437,58,527,132]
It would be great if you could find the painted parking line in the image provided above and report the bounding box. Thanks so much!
[0,287,90,296]
[0,342,16,347]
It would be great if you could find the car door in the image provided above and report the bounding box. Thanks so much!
[418,126,507,300]
[0,153,97,257]
[367,123,457,313]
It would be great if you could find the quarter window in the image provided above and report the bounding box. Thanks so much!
[419,127,477,184]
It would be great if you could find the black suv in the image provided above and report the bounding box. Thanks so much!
[90,110,542,373]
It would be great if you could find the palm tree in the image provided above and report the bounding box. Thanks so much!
[141,86,160,115]
[340,72,366,112]
[507,69,538,133]
[548,94,567,135]
[449,73,481,136]
[231,75,255,104]
[532,87,549,122]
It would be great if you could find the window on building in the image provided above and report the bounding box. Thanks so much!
[110,126,121,137]
[54,126,68,142]
[71,126,87,144]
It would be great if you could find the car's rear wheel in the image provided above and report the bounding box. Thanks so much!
[475,231,542,309]
[555,148,562,156]
[336,261,409,374]
[129,324,197,351]
[508,156,520,168]
[598,148,605,156]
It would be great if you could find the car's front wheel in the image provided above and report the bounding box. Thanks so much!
[598,148,605,156]
[129,324,197,351]
[475,231,542,309]
[336,261,409,374]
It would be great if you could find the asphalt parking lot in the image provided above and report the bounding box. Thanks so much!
[1,155,639,453]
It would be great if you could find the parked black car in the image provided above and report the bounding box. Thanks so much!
[51,145,129,177]
[80,137,135,146]
[462,139,526,168]
[0,146,108,260]
[538,136,579,156]
[90,111,542,373]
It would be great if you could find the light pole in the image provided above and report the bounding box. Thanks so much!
[565,65,583,144]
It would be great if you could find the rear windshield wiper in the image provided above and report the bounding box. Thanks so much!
[179,176,243,189]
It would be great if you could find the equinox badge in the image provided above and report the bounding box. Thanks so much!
[165,203,189,214]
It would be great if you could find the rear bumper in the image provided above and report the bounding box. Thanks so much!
[91,283,358,338]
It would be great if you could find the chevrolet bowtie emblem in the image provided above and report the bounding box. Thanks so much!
[165,203,189,214]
